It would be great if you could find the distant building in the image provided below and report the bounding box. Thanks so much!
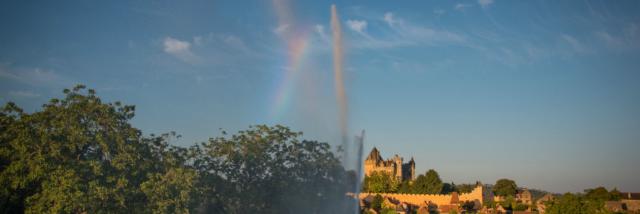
[615,192,640,212]
[536,194,554,214]
[515,189,533,205]
[359,147,485,213]
[364,147,415,181]
[493,188,533,205]
[605,201,625,213]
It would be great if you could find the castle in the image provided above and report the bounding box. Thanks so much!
[359,148,485,213]
[364,147,415,181]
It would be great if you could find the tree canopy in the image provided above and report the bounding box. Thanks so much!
[493,178,517,197]
[362,171,399,193]
[0,85,355,213]
[412,169,443,194]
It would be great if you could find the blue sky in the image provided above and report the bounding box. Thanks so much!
[1,0,639,193]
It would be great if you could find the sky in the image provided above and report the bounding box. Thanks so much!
[1,0,639,193]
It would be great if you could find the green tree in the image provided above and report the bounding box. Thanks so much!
[397,180,412,193]
[1,85,153,213]
[412,169,443,194]
[585,186,621,201]
[441,182,456,194]
[195,125,351,213]
[363,171,399,193]
[500,195,516,210]
[493,178,517,197]
[140,168,200,214]
[455,183,476,194]
[545,192,611,214]
[0,85,355,213]
[609,188,622,201]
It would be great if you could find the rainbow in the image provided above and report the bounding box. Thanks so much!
[268,0,313,120]
[268,2,350,144]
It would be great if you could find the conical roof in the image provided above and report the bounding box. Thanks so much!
[366,147,383,161]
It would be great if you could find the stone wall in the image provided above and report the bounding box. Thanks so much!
[622,200,640,212]
[359,185,484,207]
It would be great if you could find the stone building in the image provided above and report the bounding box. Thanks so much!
[515,189,532,205]
[616,192,640,212]
[364,147,415,181]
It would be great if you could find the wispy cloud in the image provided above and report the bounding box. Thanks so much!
[314,24,329,43]
[560,34,590,54]
[273,24,290,36]
[455,3,472,11]
[163,37,199,64]
[346,19,368,34]
[478,0,494,8]
[383,12,399,27]
[0,63,69,87]
[8,90,41,98]
[345,11,466,50]
[594,23,640,50]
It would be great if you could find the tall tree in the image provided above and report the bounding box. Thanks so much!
[412,169,443,194]
[1,85,355,213]
[493,179,517,197]
[195,125,352,213]
[0,85,153,213]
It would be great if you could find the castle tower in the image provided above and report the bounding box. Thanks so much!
[364,147,416,182]
[409,157,415,180]
[364,147,382,176]
[402,157,416,180]
[393,154,403,180]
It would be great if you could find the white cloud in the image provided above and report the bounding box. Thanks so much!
[347,12,466,49]
[8,90,40,98]
[164,37,191,54]
[434,9,446,16]
[455,3,472,11]
[273,24,290,36]
[383,12,398,26]
[163,37,199,64]
[478,0,494,8]
[346,20,367,34]
[314,24,329,43]
[160,33,265,68]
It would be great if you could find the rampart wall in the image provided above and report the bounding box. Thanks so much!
[359,185,483,207]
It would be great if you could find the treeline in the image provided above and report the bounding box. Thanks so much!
[362,169,477,195]
[0,85,357,213]
[545,187,624,214]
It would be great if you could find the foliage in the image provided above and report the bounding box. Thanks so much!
[500,195,516,210]
[513,203,529,211]
[454,183,476,194]
[460,200,480,212]
[363,171,399,193]
[493,178,517,197]
[441,182,456,194]
[140,168,200,214]
[0,85,354,213]
[545,192,612,214]
[412,169,443,194]
[380,208,396,214]
[585,187,621,202]
[195,124,352,213]
[1,85,151,213]
[371,194,383,211]
[397,180,412,193]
